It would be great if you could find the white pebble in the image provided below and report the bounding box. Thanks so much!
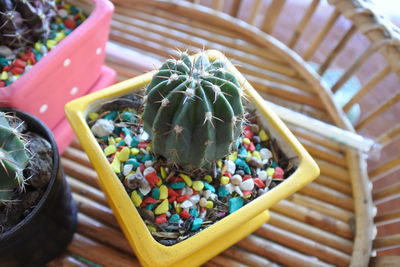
[199,197,207,207]
[124,135,132,147]
[144,160,153,167]
[225,160,236,174]
[139,180,151,196]
[189,194,200,205]
[199,210,207,219]
[231,174,242,186]
[210,193,218,201]
[202,190,211,199]
[0,45,13,57]
[91,119,114,137]
[138,130,150,141]
[166,211,171,217]
[225,183,234,194]
[123,164,133,176]
[57,9,69,17]
[258,170,267,181]
[182,186,193,196]
[234,186,243,196]
[181,200,193,209]
[260,148,272,160]
[240,179,255,191]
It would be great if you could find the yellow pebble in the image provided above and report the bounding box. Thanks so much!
[146,143,152,151]
[203,175,212,183]
[259,130,269,141]
[192,181,204,191]
[111,154,121,173]
[46,40,57,49]
[34,42,42,51]
[156,180,163,187]
[175,203,182,213]
[245,151,252,162]
[243,193,252,199]
[115,137,122,143]
[130,190,142,207]
[217,160,223,168]
[104,145,116,156]
[108,137,116,145]
[252,151,261,159]
[55,32,66,43]
[243,138,251,145]
[0,71,8,80]
[55,17,63,24]
[228,152,238,161]
[118,147,130,162]
[220,176,230,185]
[205,201,214,209]
[267,167,275,177]
[159,185,168,200]
[88,112,99,121]
[155,199,169,215]
[147,225,157,233]
[131,148,140,155]
[179,174,192,186]
[160,167,167,179]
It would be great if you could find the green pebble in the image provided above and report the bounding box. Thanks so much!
[218,186,230,197]
[256,144,261,151]
[145,203,155,210]
[169,214,180,223]
[235,158,251,174]
[58,24,65,30]
[65,29,73,35]
[70,6,79,14]
[229,197,243,214]
[189,208,199,217]
[130,136,139,147]
[0,57,8,68]
[203,182,215,193]
[170,182,186,189]
[121,111,135,122]
[152,187,160,200]
[238,147,247,158]
[141,154,153,163]
[104,110,118,120]
[271,161,278,168]
[191,218,203,231]
[121,127,131,136]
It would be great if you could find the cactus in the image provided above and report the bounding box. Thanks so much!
[143,52,244,170]
[0,112,29,201]
[0,0,56,49]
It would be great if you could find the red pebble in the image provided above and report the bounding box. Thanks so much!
[168,187,180,197]
[223,171,232,178]
[243,125,251,131]
[3,66,11,72]
[168,196,176,203]
[242,190,252,196]
[64,18,76,29]
[138,142,148,148]
[177,195,190,203]
[273,167,284,179]
[142,197,158,204]
[243,129,254,139]
[0,81,5,87]
[155,214,167,224]
[248,142,255,152]
[179,210,191,220]
[13,59,26,68]
[253,178,265,188]
[243,175,251,181]
[145,171,160,187]
[170,176,183,183]
[139,163,145,173]
[10,67,24,75]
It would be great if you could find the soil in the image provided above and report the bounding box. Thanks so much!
[0,117,53,234]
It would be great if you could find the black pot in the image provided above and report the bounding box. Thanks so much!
[0,109,77,266]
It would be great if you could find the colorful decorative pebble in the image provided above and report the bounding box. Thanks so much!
[0,0,87,87]
[88,96,295,246]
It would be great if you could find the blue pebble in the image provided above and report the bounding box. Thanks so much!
[151,187,160,200]
[218,186,230,197]
[203,182,215,193]
[170,182,186,189]
[169,214,180,223]
[145,203,155,210]
[189,208,199,217]
[104,110,118,120]
[191,218,203,231]
[235,158,251,174]
[229,197,244,214]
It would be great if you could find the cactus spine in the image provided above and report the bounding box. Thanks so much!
[143,52,244,170]
[0,0,56,49]
[0,112,29,201]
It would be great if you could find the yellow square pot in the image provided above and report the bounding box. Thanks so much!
[65,50,319,267]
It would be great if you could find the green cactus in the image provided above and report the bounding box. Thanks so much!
[0,112,29,201]
[0,0,56,49]
[143,52,244,170]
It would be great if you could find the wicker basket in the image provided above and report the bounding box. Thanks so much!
[54,0,400,266]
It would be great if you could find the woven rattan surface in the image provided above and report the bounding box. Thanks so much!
[49,0,400,266]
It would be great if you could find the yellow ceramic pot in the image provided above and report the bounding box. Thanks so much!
[65,50,319,267]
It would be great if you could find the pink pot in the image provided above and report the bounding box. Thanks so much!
[0,0,114,134]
